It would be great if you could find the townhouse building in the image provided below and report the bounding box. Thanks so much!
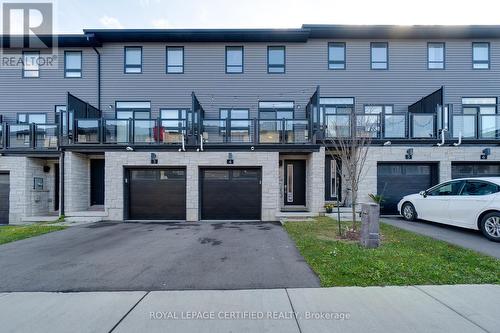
[1,24,500,223]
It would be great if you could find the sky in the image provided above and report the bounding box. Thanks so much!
[17,0,500,33]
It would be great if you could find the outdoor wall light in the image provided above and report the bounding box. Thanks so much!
[383,141,391,146]
[405,148,413,160]
[481,148,491,160]
[125,146,134,151]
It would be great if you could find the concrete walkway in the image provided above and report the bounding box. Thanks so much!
[382,217,500,259]
[0,284,498,333]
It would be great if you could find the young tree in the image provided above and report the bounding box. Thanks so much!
[323,108,377,231]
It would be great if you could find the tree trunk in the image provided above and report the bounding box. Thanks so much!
[351,189,357,229]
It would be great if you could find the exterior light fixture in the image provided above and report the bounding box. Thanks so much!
[481,148,491,160]
[151,153,158,164]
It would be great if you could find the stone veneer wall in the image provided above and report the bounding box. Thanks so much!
[105,151,281,221]
[64,152,90,213]
[357,146,500,204]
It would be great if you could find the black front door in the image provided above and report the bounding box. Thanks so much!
[90,159,105,206]
[284,160,306,206]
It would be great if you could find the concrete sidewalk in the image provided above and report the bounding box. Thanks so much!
[0,285,498,333]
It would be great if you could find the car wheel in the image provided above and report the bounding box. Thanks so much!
[402,203,417,221]
[480,212,500,242]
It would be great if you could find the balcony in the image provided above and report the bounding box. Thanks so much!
[324,113,409,140]
[452,114,500,139]
[0,123,58,150]
[72,118,188,145]
[198,119,311,145]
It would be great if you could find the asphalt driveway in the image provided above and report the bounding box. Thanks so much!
[0,222,319,292]
[382,217,500,259]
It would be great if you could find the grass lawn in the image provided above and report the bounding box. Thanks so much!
[0,224,66,245]
[284,217,500,287]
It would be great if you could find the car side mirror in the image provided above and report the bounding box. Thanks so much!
[419,191,427,198]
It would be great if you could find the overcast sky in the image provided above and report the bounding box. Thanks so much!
[50,0,500,33]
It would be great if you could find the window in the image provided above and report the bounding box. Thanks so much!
[459,97,497,138]
[330,158,337,197]
[166,47,184,73]
[65,51,82,77]
[226,46,243,73]
[17,113,47,124]
[461,181,499,196]
[116,101,151,119]
[23,51,40,77]
[220,109,250,142]
[124,47,142,73]
[258,101,294,119]
[267,46,285,73]
[328,42,346,69]
[427,181,465,196]
[371,42,388,69]
[428,43,444,69]
[473,42,490,69]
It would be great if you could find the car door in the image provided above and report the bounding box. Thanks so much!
[414,181,464,223]
[447,180,499,228]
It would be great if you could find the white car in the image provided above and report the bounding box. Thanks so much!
[397,177,500,242]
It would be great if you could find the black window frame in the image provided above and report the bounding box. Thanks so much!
[427,42,445,70]
[472,42,490,70]
[267,46,286,74]
[166,46,184,74]
[22,50,40,78]
[115,101,152,119]
[225,46,244,74]
[124,46,143,74]
[328,42,346,70]
[17,112,47,124]
[64,50,82,78]
[370,42,388,70]
[258,101,295,119]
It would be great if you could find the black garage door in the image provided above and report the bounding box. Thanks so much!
[126,168,186,220]
[0,173,9,224]
[201,168,261,220]
[452,163,500,179]
[377,163,438,215]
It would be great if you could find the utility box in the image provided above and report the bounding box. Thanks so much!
[360,203,380,248]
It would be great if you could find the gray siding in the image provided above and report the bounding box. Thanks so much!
[99,39,500,120]
[1,37,500,122]
[0,48,98,123]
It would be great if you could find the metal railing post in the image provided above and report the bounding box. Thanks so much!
[253,118,258,145]
[30,123,36,148]
[225,118,230,143]
[281,118,286,144]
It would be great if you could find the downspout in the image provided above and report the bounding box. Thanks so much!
[91,45,101,110]
[60,150,65,216]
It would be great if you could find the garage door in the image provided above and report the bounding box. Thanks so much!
[0,173,9,224]
[126,168,186,220]
[201,168,261,220]
[377,163,438,215]
[452,163,500,179]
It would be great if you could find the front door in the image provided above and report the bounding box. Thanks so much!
[284,160,306,206]
[90,159,105,206]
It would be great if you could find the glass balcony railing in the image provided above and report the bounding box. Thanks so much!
[324,114,351,138]
[383,114,407,138]
[285,119,309,143]
[479,115,500,139]
[452,115,477,139]
[75,119,100,143]
[356,114,381,138]
[201,119,255,144]
[104,119,129,143]
[160,120,187,144]
[8,124,31,148]
[134,120,157,144]
[35,124,58,149]
[410,113,436,139]
[258,120,282,144]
